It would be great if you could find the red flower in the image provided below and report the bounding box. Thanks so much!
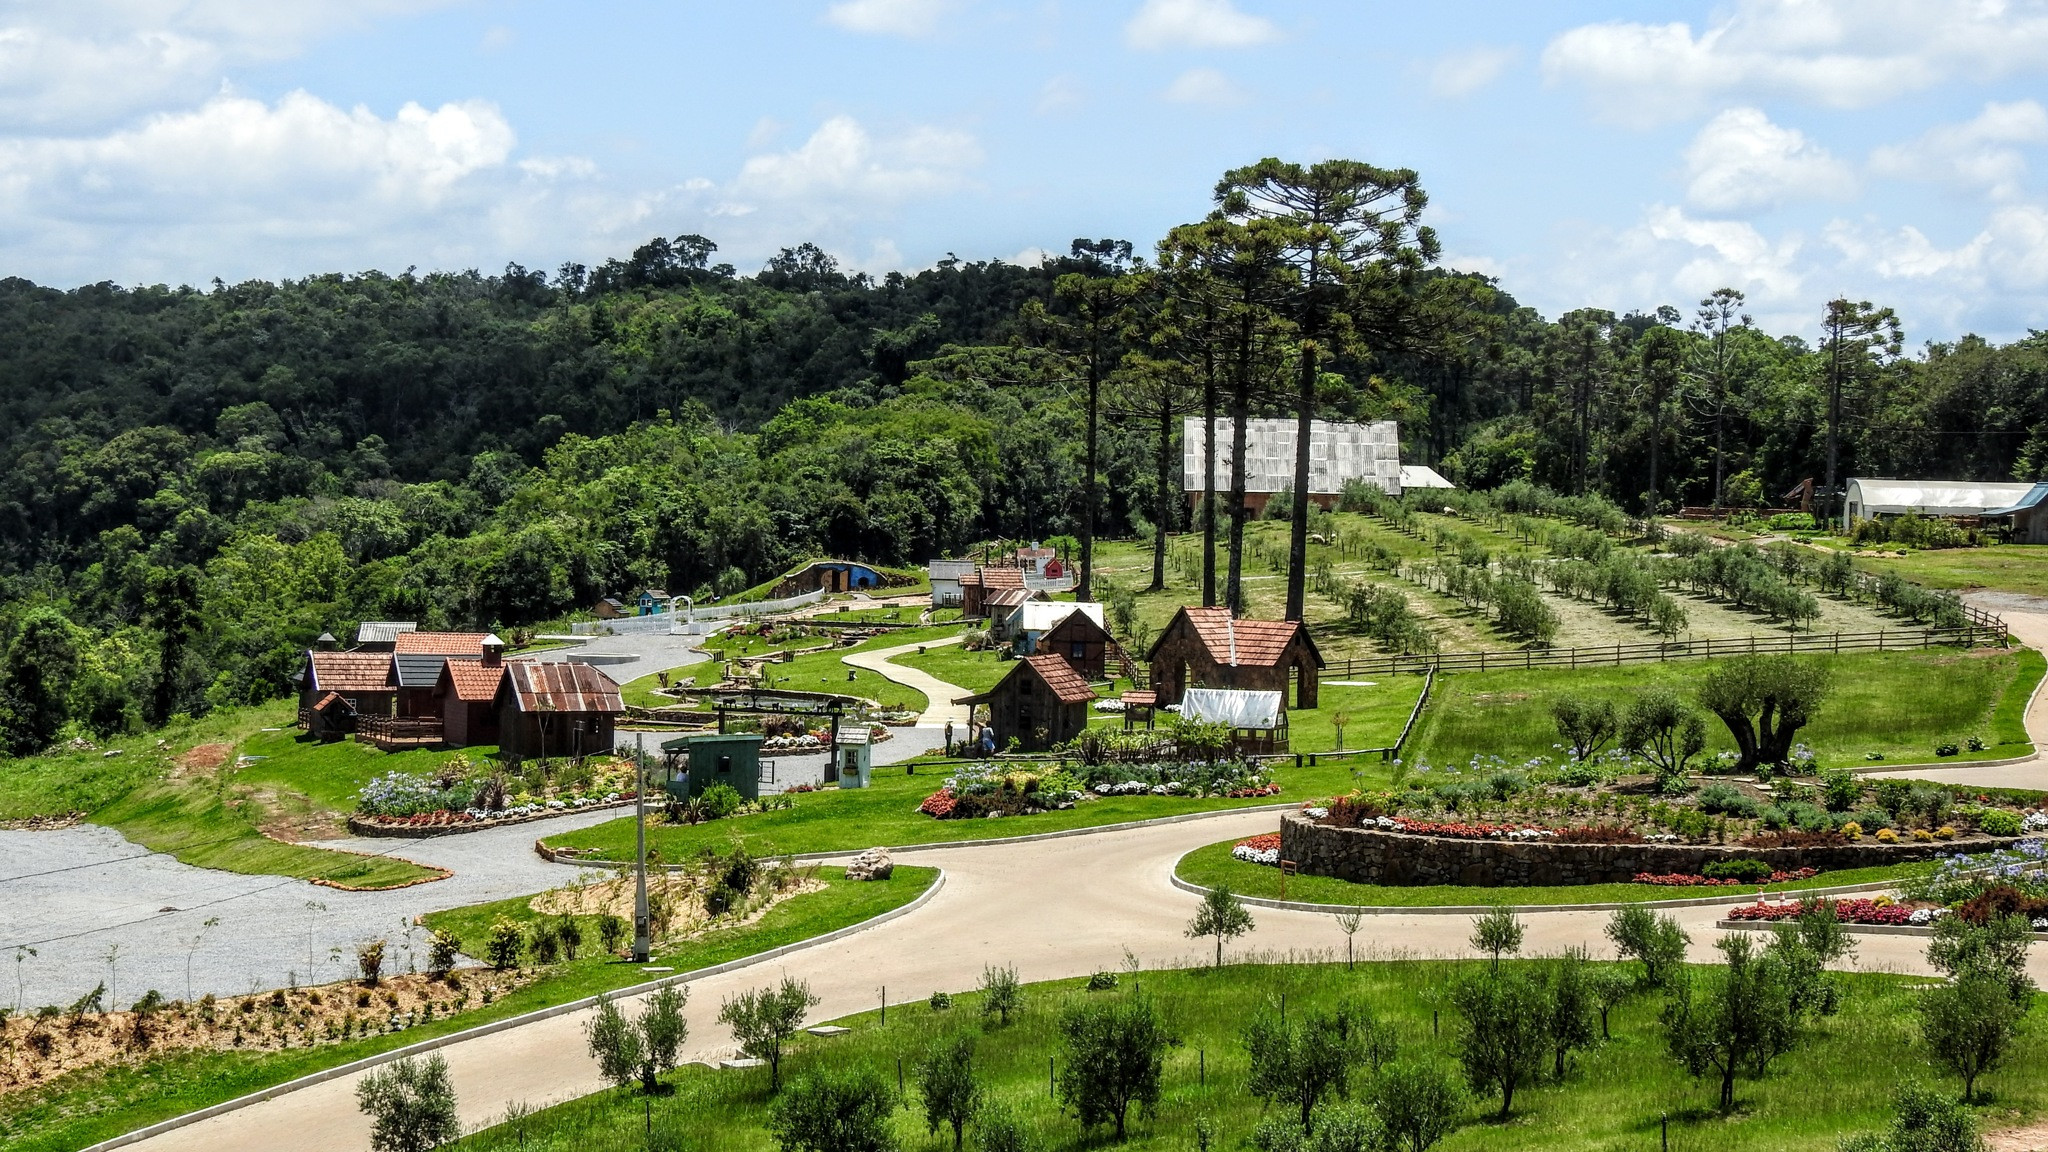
[919,790,958,818]
[1235,833,1282,852]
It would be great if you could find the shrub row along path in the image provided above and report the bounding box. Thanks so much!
[128,802,2048,1152]
[841,632,973,727]
[1868,592,2048,790]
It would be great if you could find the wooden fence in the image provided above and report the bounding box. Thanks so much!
[1311,622,2006,681]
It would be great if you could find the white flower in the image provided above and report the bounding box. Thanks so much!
[1304,807,1329,819]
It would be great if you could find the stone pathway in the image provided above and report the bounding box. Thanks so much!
[842,633,974,727]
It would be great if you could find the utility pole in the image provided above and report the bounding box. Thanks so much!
[633,733,651,963]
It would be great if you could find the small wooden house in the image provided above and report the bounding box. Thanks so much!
[497,660,625,762]
[1032,605,1114,680]
[436,652,508,747]
[955,654,1096,753]
[1144,606,1324,710]
[297,650,395,738]
[391,632,496,719]
[961,566,1026,618]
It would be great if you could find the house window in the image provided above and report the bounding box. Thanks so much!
[1069,641,1085,659]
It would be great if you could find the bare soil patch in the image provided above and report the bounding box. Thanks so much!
[172,742,232,778]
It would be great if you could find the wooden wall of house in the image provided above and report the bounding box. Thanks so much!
[443,701,499,748]
[497,708,617,761]
[982,678,1087,752]
[1041,616,1109,681]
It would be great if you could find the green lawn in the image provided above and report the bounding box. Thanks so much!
[0,866,937,1152]
[815,604,931,624]
[1834,544,2048,599]
[1173,838,1940,908]
[91,782,440,888]
[447,961,2047,1152]
[1408,647,2042,772]
[752,625,970,712]
[896,641,1011,695]
[542,757,1394,862]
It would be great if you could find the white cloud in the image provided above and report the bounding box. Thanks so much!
[1037,74,1086,115]
[1008,246,1055,267]
[1870,101,2048,200]
[1429,46,1516,99]
[1163,67,1247,105]
[823,0,952,38]
[0,1,460,131]
[1125,0,1277,51]
[732,115,981,204]
[1542,0,2048,126]
[1682,107,1856,214]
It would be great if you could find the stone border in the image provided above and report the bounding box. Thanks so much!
[537,801,1300,870]
[78,868,949,1152]
[1169,867,1924,916]
[347,797,639,839]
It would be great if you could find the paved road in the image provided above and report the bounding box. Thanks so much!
[843,634,973,726]
[0,809,627,1007]
[125,804,2048,1152]
[521,629,716,684]
[1866,595,2048,789]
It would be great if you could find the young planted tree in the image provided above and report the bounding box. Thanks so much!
[1450,971,1550,1120]
[1836,1083,1983,1152]
[1243,1005,1364,1132]
[1056,995,1168,1141]
[1619,689,1707,787]
[720,976,821,1092]
[768,1068,900,1152]
[1550,696,1617,762]
[1696,656,1833,771]
[1918,969,2026,1102]
[1214,158,1441,623]
[355,1054,460,1152]
[1660,934,1802,1112]
[1187,885,1255,967]
[1590,968,1633,1040]
[917,1033,981,1151]
[586,993,645,1093]
[978,963,1023,1026]
[1606,906,1690,988]
[1372,1061,1466,1152]
[1469,906,1523,974]
[1542,949,1599,1079]
[1926,912,2039,1008]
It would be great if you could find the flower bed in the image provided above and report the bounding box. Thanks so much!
[1726,897,1917,925]
[1632,868,1819,887]
[1233,834,1282,866]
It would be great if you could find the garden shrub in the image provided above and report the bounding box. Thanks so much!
[1974,808,2022,837]
[1695,783,1759,819]
[1701,858,1772,884]
[1086,971,1119,991]
[1821,769,1861,811]
[697,783,743,820]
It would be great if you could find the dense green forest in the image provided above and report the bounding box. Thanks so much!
[1,160,2045,756]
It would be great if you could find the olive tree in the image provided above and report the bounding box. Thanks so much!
[586,985,689,1095]
[355,1054,459,1152]
[1372,1061,1465,1152]
[1244,1005,1363,1131]
[1056,994,1167,1140]
[1660,934,1802,1112]
[1450,971,1549,1120]
[1605,906,1689,988]
[917,1033,981,1151]
[1550,696,1617,762]
[979,964,1022,1026]
[1696,656,1832,771]
[721,977,821,1092]
[769,1068,900,1152]
[1469,907,1523,974]
[1187,886,1255,968]
[1619,689,1706,786]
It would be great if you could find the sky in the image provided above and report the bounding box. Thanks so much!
[4,1,2048,342]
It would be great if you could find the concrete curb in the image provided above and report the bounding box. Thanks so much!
[79,868,949,1152]
[1168,869,1926,916]
[542,802,1301,870]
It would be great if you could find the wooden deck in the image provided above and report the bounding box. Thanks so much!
[357,715,444,751]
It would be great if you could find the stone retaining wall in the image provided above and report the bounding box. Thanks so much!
[1278,813,2015,887]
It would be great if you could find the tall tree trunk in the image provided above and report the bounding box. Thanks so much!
[1079,357,1099,602]
[1202,344,1219,607]
[1227,349,1251,615]
[1285,342,1316,621]
[1150,389,1172,592]
[1648,392,1661,516]
[1825,327,1843,524]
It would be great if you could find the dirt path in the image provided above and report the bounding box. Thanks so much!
[841,633,973,727]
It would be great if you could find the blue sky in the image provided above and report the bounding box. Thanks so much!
[5,1,2048,341]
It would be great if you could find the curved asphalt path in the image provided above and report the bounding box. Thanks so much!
[109,600,2048,1151]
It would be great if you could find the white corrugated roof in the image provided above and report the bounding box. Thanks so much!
[1399,464,1455,489]
[1011,600,1106,634]
[1180,687,1284,729]
[1846,479,2037,514]
[1183,418,1401,496]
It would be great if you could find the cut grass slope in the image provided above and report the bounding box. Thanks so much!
[1408,647,2040,772]
[0,866,938,1152]
[446,961,2048,1152]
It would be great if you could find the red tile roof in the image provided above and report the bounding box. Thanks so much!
[311,691,348,712]
[966,566,1026,589]
[1173,606,1321,669]
[441,661,507,703]
[502,661,624,714]
[1025,655,1097,703]
[306,651,392,694]
[1121,690,1158,707]
[395,631,493,655]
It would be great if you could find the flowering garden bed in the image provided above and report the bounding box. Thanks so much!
[1727,897,1924,925]
[1631,868,1819,887]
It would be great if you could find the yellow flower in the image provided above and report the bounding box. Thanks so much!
[1841,822,1863,838]
[1935,825,1957,840]
[1876,827,1899,843]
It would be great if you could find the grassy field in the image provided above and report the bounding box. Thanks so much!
[0,866,937,1152]
[542,756,1396,862]
[1173,838,1939,908]
[1822,543,2048,599]
[446,961,2047,1152]
[1408,647,2041,771]
[753,625,971,712]
[895,641,1012,695]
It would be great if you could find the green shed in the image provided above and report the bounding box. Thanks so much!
[660,733,764,801]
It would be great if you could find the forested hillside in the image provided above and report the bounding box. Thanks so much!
[1,161,2045,756]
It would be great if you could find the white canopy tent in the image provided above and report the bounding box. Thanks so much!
[1178,687,1284,729]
